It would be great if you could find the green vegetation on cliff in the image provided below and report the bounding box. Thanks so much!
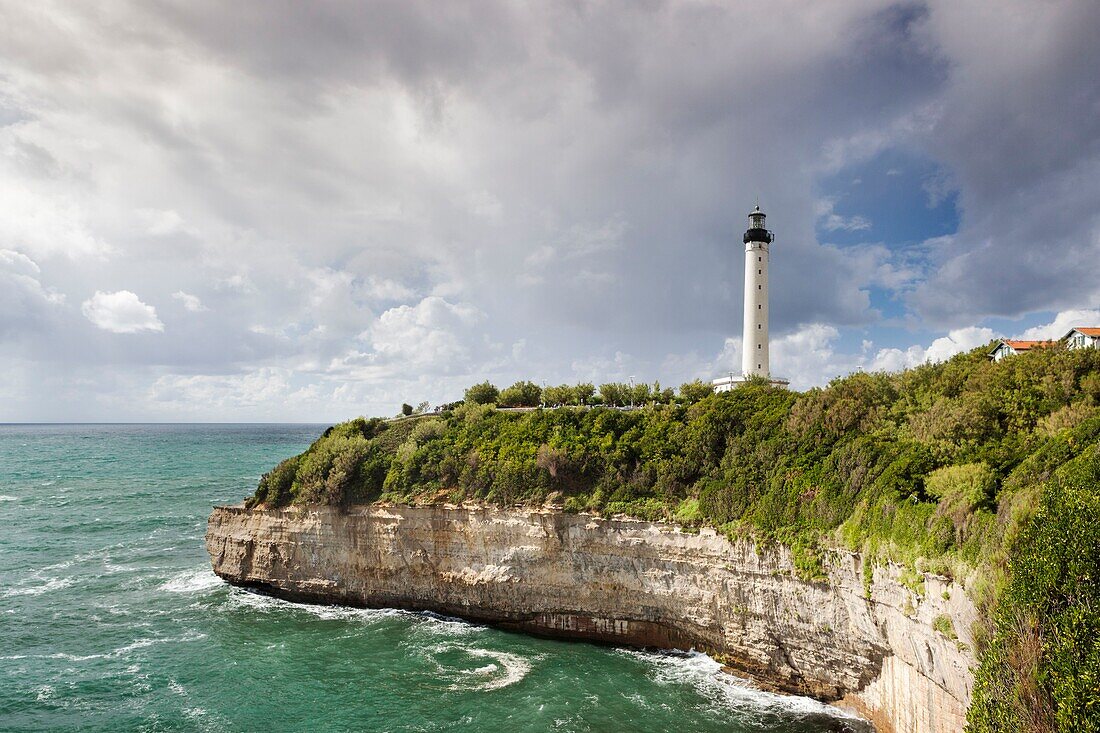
[967,450,1100,732]
[248,345,1100,730]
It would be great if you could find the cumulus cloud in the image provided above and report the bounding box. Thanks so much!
[366,296,485,372]
[81,291,164,334]
[1018,309,1100,340]
[172,291,207,312]
[869,326,996,372]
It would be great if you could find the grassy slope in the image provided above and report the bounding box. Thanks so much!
[248,346,1100,731]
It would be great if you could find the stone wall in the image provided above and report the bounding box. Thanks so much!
[206,503,977,733]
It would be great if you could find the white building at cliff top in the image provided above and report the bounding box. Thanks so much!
[713,206,789,392]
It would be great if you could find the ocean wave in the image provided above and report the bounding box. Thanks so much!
[428,644,533,692]
[227,588,402,623]
[1,576,74,598]
[160,568,225,594]
[225,589,482,633]
[169,677,230,733]
[38,541,130,573]
[412,610,485,637]
[619,649,869,728]
[46,631,208,663]
[0,495,18,502]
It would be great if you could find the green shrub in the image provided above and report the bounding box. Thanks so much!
[1039,402,1098,437]
[968,450,1100,732]
[933,614,957,640]
[255,456,298,508]
[673,498,704,526]
[926,463,996,508]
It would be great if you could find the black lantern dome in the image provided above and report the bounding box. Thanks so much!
[743,205,774,244]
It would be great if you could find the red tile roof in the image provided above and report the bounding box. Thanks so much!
[1000,339,1055,351]
[1073,327,1100,337]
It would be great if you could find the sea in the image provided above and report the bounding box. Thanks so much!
[0,424,872,732]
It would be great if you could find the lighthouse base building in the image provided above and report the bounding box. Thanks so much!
[713,205,789,392]
[712,373,790,392]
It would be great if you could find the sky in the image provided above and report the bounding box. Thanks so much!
[1,1,1099,422]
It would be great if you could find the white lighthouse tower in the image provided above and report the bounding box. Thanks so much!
[742,205,771,377]
[713,205,788,391]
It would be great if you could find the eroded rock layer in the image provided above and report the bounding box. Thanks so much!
[206,503,976,733]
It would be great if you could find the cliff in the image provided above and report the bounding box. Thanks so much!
[207,502,978,733]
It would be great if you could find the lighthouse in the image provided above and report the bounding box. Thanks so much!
[713,205,788,391]
[742,205,771,377]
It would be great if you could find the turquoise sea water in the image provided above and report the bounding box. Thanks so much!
[0,424,871,732]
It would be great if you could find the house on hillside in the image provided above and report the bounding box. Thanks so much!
[1061,327,1100,350]
[988,339,1056,362]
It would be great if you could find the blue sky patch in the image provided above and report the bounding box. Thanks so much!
[816,148,960,247]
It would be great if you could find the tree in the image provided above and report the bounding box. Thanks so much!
[651,381,675,404]
[574,383,595,406]
[499,380,543,407]
[679,379,714,405]
[464,381,500,405]
[599,383,630,407]
[401,403,414,416]
[543,384,574,407]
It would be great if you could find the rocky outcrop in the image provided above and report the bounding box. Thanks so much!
[206,503,977,733]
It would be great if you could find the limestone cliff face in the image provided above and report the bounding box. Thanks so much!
[206,503,977,733]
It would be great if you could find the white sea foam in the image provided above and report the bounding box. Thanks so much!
[620,649,869,727]
[0,495,18,502]
[47,631,207,663]
[170,677,227,732]
[39,542,129,574]
[160,568,225,594]
[227,588,468,629]
[2,576,74,598]
[434,645,533,692]
[228,588,399,623]
[413,610,484,636]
